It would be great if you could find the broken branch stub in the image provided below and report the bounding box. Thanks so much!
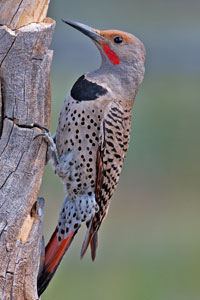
[0,0,50,29]
[0,15,55,300]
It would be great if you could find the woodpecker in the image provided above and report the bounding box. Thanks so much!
[37,20,145,296]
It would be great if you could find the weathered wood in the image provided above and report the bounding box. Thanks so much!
[0,1,55,299]
[0,79,2,134]
[0,0,50,29]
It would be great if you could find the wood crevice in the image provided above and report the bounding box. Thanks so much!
[0,35,17,68]
[9,0,24,27]
[0,1,54,298]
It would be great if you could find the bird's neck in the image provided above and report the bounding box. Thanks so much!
[87,58,144,103]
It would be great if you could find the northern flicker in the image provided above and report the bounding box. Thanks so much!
[37,20,145,295]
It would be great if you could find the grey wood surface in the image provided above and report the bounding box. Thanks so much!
[0,1,55,298]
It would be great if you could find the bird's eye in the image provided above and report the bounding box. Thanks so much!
[114,36,123,44]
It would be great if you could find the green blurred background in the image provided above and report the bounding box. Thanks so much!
[40,0,200,299]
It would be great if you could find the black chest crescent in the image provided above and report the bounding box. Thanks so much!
[71,75,108,101]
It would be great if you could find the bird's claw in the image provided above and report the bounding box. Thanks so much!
[35,131,54,146]
[35,124,49,133]
[34,131,59,165]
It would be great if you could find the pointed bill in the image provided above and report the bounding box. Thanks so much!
[62,19,104,42]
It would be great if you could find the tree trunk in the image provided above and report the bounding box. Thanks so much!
[0,1,55,299]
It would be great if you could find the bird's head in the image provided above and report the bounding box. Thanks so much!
[62,20,145,68]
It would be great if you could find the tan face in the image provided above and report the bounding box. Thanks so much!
[94,29,146,65]
[62,20,145,66]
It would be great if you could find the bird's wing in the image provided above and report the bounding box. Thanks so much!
[81,102,132,259]
[80,122,105,260]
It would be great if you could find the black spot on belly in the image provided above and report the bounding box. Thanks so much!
[71,75,107,101]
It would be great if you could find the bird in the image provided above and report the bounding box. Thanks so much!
[37,19,145,296]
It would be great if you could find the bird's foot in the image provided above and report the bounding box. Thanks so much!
[34,130,59,165]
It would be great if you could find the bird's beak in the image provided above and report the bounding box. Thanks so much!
[62,19,104,42]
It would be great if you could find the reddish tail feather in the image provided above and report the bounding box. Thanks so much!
[80,220,98,261]
[37,228,76,296]
[38,222,98,296]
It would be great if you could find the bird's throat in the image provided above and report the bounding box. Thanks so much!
[102,43,120,65]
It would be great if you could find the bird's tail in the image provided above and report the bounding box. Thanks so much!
[37,227,77,296]
[80,219,98,261]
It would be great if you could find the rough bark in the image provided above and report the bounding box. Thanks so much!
[0,1,55,299]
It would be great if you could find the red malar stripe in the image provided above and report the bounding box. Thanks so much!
[102,43,120,65]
